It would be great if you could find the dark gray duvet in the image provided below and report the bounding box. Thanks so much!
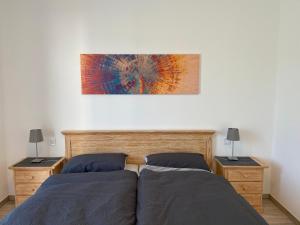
[137,169,268,225]
[1,170,137,225]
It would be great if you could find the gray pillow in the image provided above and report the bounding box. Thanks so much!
[62,153,127,173]
[146,153,210,171]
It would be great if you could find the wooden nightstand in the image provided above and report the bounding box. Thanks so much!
[214,156,267,213]
[9,157,64,206]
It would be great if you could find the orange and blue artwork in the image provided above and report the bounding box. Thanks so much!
[80,54,200,94]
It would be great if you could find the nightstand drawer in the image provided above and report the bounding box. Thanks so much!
[15,195,30,206]
[241,193,262,206]
[15,183,41,195]
[227,169,263,181]
[15,171,50,183]
[230,182,262,194]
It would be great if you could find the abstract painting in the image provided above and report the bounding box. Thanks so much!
[80,54,200,94]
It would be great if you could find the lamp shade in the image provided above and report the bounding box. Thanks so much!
[29,129,44,143]
[227,128,240,141]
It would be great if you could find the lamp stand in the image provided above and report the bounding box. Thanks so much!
[31,142,44,163]
[228,141,239,161]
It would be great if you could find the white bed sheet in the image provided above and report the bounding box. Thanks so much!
[125,163,139,174]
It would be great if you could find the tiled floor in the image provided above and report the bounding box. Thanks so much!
[0,199,296,224]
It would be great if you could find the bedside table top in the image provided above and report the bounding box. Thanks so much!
[10,157,64,169]
[215,156,266,168]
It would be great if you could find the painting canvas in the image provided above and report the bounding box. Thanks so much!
[80,54,200,94]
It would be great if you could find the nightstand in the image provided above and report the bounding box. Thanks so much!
[214,156,267,213]
[9,157,64,206]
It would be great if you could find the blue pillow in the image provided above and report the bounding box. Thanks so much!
[62,153,127,173]
[146,153,210,171]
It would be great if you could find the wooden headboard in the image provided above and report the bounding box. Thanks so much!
[62,130,215,168]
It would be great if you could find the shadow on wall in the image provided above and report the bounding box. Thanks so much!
[239,129,264,157]
[270,160,283,202]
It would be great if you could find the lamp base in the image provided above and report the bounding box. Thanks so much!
[31,158,44,163]
[227,156,239,161]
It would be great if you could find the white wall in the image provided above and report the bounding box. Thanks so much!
[271,0,300,220]
[0,0,46,193]
[0,68,8,202]
[0,0,280,194]
[0,3,9,202]
[0,84,8,202]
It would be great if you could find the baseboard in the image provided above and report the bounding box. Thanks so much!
[0,195,15,207]
[0,196,9,208]
[262,193,270,199]
[8,195,15,201]
[269,195,300,225]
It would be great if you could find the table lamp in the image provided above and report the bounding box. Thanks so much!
[227,128,240,161]
[29,129,44,163]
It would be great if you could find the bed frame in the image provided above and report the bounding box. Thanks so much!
[62,130,215,168]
